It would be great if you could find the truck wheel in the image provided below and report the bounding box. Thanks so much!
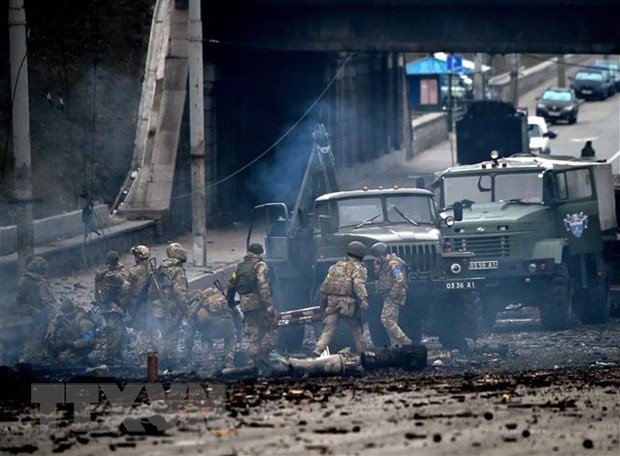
[578,278,610,325]
[435,292,481,350]
[539,263,572,330]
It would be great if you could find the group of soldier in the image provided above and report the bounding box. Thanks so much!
[8,237,413,376]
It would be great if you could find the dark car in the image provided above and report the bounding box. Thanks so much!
[570,69,613,100]
[593,60,620,90]
[535,87,579,124]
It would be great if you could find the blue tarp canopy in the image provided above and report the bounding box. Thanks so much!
[406,57,454,75]
[406,53,491,76]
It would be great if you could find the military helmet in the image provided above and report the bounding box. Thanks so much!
[60,297,76,314]
[28,256,48,274]
[248,243,264,255]
[371,242,389,257]
[166,242,187,261]
[105,250,120,265]
[346,241,367,260]
[130,244,150,259]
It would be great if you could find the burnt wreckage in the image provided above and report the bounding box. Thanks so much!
[248,124,484,351]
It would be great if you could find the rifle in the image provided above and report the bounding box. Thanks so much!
[148,258,167,304]
[277,306,322,327]
[214,278,244,342]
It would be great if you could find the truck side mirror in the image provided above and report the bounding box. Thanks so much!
[453,201,463,221]
[546,130,557,139]
[319,215,334,237]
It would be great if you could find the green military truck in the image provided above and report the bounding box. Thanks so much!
[247,125,483,351]
[435,152,620,330]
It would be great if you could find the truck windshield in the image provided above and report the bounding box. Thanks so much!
[337,197,384,228]
[386,195,434,224]
[443,172,544,206]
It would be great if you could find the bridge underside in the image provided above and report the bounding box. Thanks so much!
[204,1,620,54]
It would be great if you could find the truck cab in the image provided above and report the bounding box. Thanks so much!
[436,152,619,330]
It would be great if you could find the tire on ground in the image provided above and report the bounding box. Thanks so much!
[539,263,573,330]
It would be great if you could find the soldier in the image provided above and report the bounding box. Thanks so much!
[227,243,278,375]
[147,242,189,368]
[94,250,129,363]
[313,241,369,356]
[14,256,56,361]
[45,298,96,366]
[371,242,412,347]
[125,245,152,324]
[188,287,237,372]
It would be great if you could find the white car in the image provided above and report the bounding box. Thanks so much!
[528,115,557,155]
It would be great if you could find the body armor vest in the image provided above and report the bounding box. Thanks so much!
[235,258,260,294]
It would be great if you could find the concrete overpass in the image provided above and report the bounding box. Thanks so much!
[203,0,620,54]
[116,0,619,226]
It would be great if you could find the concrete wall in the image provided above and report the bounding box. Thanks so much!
[411,113,449,157]
[0,205,117,256]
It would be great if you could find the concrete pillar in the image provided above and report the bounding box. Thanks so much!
[474,53,484,101]
[188,0,206,266]
[9,0,34,272]
[557,55,566,88]
[204,64,218,219]
[397,53,413,160]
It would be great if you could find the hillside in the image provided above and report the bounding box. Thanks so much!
[0,0,155,225]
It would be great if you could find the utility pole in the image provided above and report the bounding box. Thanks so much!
[9,0,34,273]
[188,0,207,266]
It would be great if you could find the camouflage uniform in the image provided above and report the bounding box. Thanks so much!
[227,246,277,373]
[148,243,189,366]
[375,252,412,346]
[45,300,96,366]
[314,256,369,355]
[125,247,152,327]
[125,245,153,357]
[12,257,56,362]
[189,287,236,370]
[94,251,129,362]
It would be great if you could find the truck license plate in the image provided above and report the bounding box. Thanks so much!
[445,280,477,290]
[469,260,499,270]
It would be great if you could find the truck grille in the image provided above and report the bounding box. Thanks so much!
[448,235,511,259]
[388,243,437,272]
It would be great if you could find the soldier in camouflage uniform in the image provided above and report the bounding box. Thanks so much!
[148,242,189,367]
[188,287,236,371]
[14,256,56,361]
[125,245,152,326]
[125,245,153,357]
[313,241,369,356]
[94,250,129,363]
[45,298,96,366]
[227,243,278,375]
[372,242,412,346]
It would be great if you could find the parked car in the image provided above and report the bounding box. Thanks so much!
[594,60,620,90]
[528,115,556,155]
[535,87,579,124]
[570,69,613,100]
